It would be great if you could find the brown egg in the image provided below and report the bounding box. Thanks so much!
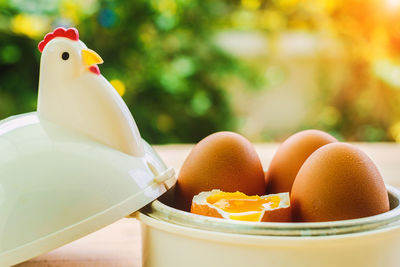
[291,143,389,222]
[265,130,337,194]
[175,131,265,211]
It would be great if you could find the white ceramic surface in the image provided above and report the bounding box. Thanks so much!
[37,28,143,157]
[140,215,400,267]
[0,113,176,266]
[138,186,400,267]
[0,27,177,266]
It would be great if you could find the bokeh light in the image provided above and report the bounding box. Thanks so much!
[2,0,400,143]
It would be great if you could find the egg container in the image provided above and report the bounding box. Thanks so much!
[2,27,400,266]
[136,185,400,267]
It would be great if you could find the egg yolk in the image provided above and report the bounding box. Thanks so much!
[205,191,281,221]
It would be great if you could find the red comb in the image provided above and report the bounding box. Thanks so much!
[38,27,79,53]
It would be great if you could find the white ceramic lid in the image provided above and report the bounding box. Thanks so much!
[0,27,176,266]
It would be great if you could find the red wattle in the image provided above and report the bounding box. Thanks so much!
[89,65,100,75]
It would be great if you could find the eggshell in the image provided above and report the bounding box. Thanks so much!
[175,131,266,211]
[291,142,390,222]
[265,129,337,194]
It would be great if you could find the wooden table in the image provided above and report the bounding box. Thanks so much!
[16,143,400,266]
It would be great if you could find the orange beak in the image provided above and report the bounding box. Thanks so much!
[82,49,103,75]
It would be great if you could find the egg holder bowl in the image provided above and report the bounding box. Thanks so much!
[137,185,400,267]
[139,185,400,237]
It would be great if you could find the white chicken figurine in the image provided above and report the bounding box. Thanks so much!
[37,27,143,156]
[0,27,175,266]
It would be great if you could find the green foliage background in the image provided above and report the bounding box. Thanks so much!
[0,0,261,143]
[2,0,400,143]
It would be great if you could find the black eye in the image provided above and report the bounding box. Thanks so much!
[61,52,69,60]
